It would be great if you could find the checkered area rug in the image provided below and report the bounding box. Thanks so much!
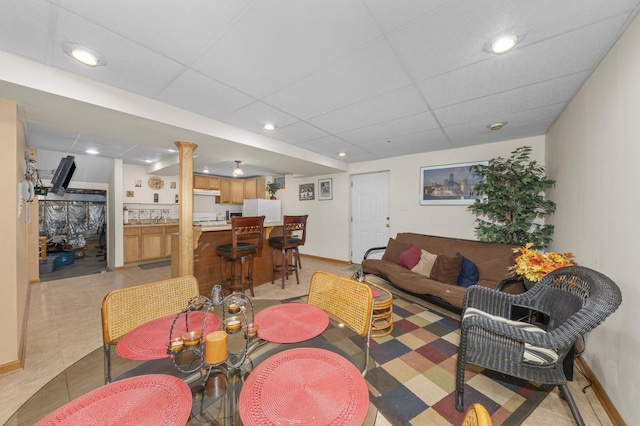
[366,295,552,425]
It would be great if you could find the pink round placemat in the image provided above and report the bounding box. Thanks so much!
[239,348,369,426]
[35,374,192,426]
[254,303,329,343]
[117,311,220,360]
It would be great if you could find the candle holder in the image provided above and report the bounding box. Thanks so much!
[167,285,259,383]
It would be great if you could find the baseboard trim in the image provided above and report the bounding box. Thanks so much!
[298,254,350,267]
[1,284,31,377]
[575,356,626,425]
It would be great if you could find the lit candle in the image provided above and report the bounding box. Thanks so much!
[244,323,259,340]
[228,303,240,314]
[224,316,242,333]
[205,331,228,365]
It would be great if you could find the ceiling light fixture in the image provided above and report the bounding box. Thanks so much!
[86,149,99,155]
[263,123,276,131]
[338,152,347,157]
[490,35,518,54]
[232,160,244,177]
[488,122,507,131]
[62,42,108,67]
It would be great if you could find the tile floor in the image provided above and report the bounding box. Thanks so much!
[1,258,613,425]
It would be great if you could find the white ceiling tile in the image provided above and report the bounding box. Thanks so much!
[338,112,439,146]
[419,14,630,109]
[192,0,383,99]
[432,72,589,127]
[297,135,361,159]
[221,101,299,132]
[263,40,413,120]
[51,9,186,98]
[0,0,51,63]
[357,128,451,157]
[157,69,255,120]
[306,85,429,134]
[449,122,553,149]
[269,122,329,145]
[52,0,253,64]
[364,0,452,34]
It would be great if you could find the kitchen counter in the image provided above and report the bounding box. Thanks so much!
[124,220,180,227]
[172,222,285,296]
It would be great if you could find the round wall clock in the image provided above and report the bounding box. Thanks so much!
[148,176,164,190]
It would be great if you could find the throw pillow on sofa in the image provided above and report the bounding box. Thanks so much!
[456,252,480,287]
[411,249,438,276]
[397,246,422,269]
[382,238,412,263]
[430,254,464,285]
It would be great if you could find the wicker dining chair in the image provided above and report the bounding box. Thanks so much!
[101,275,200,384]
[307,271,374,376]
[455,266,622,426]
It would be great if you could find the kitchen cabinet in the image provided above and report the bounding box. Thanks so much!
[194,175,221,190]
[123,224,178,264]
[220,178,244,204]
[244,178,266,200]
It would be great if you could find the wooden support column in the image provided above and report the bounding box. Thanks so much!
[174,141,197,277]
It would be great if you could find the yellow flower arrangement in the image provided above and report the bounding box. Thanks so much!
[512,243,577,282]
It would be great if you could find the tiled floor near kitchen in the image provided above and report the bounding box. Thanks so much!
[1,258,612,425]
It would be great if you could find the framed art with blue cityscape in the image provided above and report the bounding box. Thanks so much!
[419,161,487,205]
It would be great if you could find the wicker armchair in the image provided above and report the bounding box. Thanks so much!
[308,271,374,376]
[462,403,492,426]
[101,275,200,383]
[455,266,621,426]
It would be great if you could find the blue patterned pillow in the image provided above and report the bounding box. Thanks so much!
[456,253,479,287]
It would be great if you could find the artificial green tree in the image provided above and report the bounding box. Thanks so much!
[468,146,556,249]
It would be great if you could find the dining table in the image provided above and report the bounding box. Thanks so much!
[15,298,377,426]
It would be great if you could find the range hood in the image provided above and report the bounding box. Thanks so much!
[193,189,221,196]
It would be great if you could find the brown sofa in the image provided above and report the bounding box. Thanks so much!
[361,233,524,311]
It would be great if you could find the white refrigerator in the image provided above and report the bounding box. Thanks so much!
[242,199,282,223]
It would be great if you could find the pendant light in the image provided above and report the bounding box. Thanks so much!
[232,161,244,177]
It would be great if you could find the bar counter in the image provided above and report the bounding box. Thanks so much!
[172,223,283,297]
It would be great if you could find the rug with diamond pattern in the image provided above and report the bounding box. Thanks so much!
[365,292,552,425]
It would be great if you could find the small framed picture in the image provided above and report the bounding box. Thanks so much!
[170,181,176,189]
[128,209,139,220]
[154,193,159,203]
[299,183,314,201]
[139,209,150,220]
[318,178,332,201]
[175,194,179,203]
[126,191,134,197]
[135,179,142,188]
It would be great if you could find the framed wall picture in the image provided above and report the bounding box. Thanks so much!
[299,183,314,201]
[318,178,332,201]
[419,161,487,205]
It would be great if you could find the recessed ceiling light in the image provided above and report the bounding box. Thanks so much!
[168,149,177,153]
[145,160,153,163]
[488,122,507,131]
[338,152,347,157]
[62,42,108,67]
[86,149,99,155]
[490,35,518,54]
[263,123,276,131]
[203,168,209,173]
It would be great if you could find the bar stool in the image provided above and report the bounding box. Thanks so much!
[268,215,307,289]
[216,216,265,297]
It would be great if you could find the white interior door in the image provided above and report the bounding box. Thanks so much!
[351,171,390,264]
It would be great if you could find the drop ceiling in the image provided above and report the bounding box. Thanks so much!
[1,0,639,181]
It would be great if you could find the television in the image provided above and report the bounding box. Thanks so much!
[50,155,76,196]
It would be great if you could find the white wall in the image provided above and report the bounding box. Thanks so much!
[287,136,545,262]
[122,164,180,220]
[546,13,640,423]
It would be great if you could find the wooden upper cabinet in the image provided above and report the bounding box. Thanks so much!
[229,179,244,204]
[244,178,266,200]
[220,178,232,204]
[194,175,221,190]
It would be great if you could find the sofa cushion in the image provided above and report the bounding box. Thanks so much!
[382,238,412,263]
[430,255,463,285]
[456,253,479,287]
[397,246,422,269]
[411,250,438,276]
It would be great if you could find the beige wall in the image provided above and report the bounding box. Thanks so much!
[283,136,545,262]
[0,99,30,370]
[546,13,640,423]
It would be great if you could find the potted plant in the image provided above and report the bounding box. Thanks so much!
[468,146,556,249]
[266,181,281,199]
